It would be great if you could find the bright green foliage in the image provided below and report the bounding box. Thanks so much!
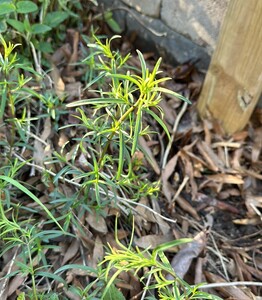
[64,35,190,206]
[100,219,222,300]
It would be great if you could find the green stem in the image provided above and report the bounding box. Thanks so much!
[98,97,142,167]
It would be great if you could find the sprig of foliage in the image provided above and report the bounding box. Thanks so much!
[100,219,222,300]
[65,35,190,206]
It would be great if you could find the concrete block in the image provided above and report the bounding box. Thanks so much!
[161,0,229,50]
[125,11,210,69]
[121,0,162,18]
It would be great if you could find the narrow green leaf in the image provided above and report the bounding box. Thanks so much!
[44,11,69,28]
[146,108,171,140]
[54,264,97,274]
[6,19,25,33]
[103,284,125,300]
[16,1,38,14]
[105,16,122,34]
[0,20,7,33]
[66,98,125,107]
[152,238,192,259]
[84,71,107,90]
[152,86,191,103]
[116,131,124,180]
[151,57,162,80]
[0,3,16,16]
[0,86,7,119]
[0,176,63,231]
[31,23,51,34]
[137,50,147,79]
[131,107,142,155]
[109,73,141,89]
[35,271,67,285]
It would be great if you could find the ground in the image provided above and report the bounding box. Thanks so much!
[0,3,261,299]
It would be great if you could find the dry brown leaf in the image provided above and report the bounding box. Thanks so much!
[129,272,142,298]
[134,233,174,250]
[151,198,171,235]
[204,271,251,300]
[63,289,82,300]
[138,136,160,175]
[162,153,180,202]
[179,150,198,199]
[166,229,208,280]
[252,127,262,162]
[212,141,241,148]
[135,197,156,228]
[33,117,52,166]
[51,43,71,64]
[233,217,261,225]
[65,82,82,102]
[92,235,104,264]
[197,140,225,172]
[86,211,108,234]
[164,183,177,206]
[66,29,79,74]
[176,195,200,220]
[7,275,25,297]
[206,174,244,184]
[245,193,262,219]
[62,238,80,265]
[50,63,65,98]
[162,152,180,182]
[159,98,177,125]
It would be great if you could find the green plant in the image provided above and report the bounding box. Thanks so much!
[63,35,190,208]
[100,219,222,300]
[0,34,35,153]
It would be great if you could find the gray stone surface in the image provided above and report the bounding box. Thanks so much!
[121,0,162,18]
[125,11,210,69]
[161,0,229,51]
[97,0,229,69]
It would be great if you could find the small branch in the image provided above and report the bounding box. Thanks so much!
[201,281,262,289]
[14,153,177,225]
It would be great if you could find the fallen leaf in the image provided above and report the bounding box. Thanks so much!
[50,63,65,98]
[92,235,104,264]
[204,271,251,300]
[138,136,160,175]
[62,238,80,265]
[134,233,174,250]
[166,229,208,280]
[206,174,244,185]
[176,195,200,220]
[197,140,225,172]
[86,211,108,234]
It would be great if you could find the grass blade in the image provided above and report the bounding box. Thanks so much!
[0,175,63,231]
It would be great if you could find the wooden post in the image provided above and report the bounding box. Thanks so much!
[197,0,262,134]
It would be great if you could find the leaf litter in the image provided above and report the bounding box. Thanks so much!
[1,24,262,300]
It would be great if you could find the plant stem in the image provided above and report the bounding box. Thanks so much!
[98,97,141,167]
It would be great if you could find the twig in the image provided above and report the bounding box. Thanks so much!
[14,153,177,225]
[201,281,262,289]
[172,175,189,203]
[141,270,153,300]
[0,247,20,298]
[210,234,230,281]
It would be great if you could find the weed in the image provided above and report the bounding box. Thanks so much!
[63,35,190,209]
